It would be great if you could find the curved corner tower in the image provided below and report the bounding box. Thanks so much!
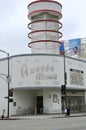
[27,0,62,54]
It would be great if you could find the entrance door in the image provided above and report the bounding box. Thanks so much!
[37,96,43,114]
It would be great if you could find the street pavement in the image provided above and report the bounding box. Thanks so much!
[0,115,86,130]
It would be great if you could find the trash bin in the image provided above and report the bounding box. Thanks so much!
[67,108,70,116]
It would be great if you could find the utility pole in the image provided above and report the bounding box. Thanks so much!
[0,50,10,118]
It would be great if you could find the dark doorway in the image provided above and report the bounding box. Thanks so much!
[37,96,43,114]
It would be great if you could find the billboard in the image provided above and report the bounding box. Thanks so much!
[69,38,81,54]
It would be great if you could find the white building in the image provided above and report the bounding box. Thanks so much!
[0,54,86,116]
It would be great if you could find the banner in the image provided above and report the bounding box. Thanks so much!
[69,38,81,54]
[59,42,64,54]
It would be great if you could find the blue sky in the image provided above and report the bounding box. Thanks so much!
[0,0,86,56]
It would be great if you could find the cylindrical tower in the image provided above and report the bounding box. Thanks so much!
[27,0,62,54]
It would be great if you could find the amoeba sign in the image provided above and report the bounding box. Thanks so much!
[12,55,64,88]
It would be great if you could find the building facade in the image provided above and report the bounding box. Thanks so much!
[0,54,86,116]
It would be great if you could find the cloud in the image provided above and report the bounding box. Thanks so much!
[0,0,31,55]
[0,0,86,56]
[60,0,86,40]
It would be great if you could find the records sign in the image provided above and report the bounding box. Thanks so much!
[53,95,58,102]
[70,69,84,86]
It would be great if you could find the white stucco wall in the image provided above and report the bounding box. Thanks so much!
[43,89,61,113]
[10,54,86,90]
[11,88,62,115]
[11,89,35,115]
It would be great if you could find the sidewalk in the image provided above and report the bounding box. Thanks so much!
[1,113,86,120]
[10,112,86,120]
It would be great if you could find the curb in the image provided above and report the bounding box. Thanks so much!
[0,114,86,120]
[0,117,20,120]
